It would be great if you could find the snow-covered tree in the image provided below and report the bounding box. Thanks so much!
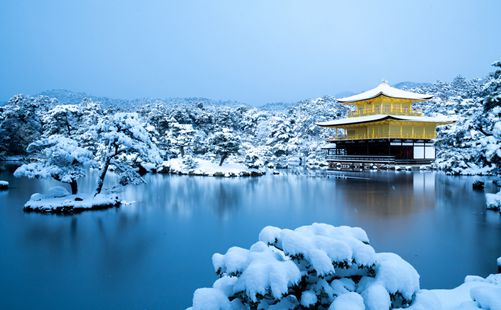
[14,135,95,194]
[208,128,241,166]
[0,95,54,155]
[189,223,420,309]
[166,122,196,157]
[93,112,162,194]
[481,61,501,113]
[432,62,501,175]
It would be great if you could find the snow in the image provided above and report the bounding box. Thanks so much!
[360,283,391,310]
[337,81,433,103]
[300,290,317,307]
[23,187,120,214]
[191,288,232,310]
[161,158,264,177]
[497,257,501,267]
[328,292,365,310]
[212,247,250,276]
[317,114,454,127]
[230,241,301,301]
[375,252,420,301]
[430,274,501,310]
[470,286,501,309]
[485,190,501,211]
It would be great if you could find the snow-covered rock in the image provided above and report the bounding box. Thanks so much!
[0,180,8,190]
[485,190,501,211]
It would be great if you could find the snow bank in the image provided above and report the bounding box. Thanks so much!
[0,180,8,190]
[189,223,422,309]
[24,187,120,214]
[429,274,501,310]
[485,190,501,212]
[160,158,265,177]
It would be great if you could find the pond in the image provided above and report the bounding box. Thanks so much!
[0,169,500,309]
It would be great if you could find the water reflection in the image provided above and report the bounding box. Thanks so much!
[0,170,500,309]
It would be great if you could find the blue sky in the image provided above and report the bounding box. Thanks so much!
[0,0,500,104]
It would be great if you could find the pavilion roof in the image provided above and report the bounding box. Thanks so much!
[317,114,455,127]
[337,82,433,103]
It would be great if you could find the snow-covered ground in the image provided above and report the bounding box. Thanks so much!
[188,223,501,310]
[23,186,120,214]
[160,158,265,177]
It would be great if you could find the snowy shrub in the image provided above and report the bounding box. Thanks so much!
[189,223,420,309]
[14,135,95,194]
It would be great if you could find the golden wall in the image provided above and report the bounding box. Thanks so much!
[330,120,438,141]
[347,96,423,117]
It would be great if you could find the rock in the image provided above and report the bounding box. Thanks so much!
[493,178,501,188]
[250,171,264,177]
[213,172,225,177]
[473,180,485,191]
[0,180,9,190]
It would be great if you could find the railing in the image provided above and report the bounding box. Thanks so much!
[326,155,396,163]
[327,131,436,141]
[348,109,423,117]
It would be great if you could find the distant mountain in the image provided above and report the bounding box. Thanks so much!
[38,89,133,107]
[393,81,433,90]
[259,102,295,111]
[36,89,247,109]
[334,91,356,99]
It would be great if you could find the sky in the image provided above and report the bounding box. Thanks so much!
[0,0,500,105]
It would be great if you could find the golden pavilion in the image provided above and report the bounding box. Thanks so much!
[317,81,454,168]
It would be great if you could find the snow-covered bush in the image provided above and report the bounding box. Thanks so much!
[189,223,420,309]
[14,135,95,194]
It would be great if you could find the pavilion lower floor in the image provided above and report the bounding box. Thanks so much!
[325,139,435,163]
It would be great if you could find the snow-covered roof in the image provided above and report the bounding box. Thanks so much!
[337,82,433,103]
[317,114,455,127]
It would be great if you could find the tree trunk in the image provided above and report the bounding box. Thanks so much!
[95,156,112,196]
[70,179,78,195]
[219,153,227,166]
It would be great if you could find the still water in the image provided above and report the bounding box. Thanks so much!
[0,169,500,309]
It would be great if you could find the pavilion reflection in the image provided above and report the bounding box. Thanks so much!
[331,172,437,218]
